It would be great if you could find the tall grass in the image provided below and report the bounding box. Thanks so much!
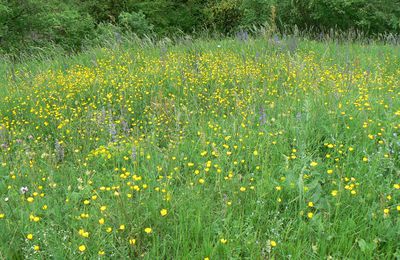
[0,35,399,259]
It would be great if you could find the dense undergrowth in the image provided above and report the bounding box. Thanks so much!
[1,0,400,55]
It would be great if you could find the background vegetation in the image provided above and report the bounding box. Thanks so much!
[1,0,400,55]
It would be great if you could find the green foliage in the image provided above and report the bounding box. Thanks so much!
[0,1,95,53]
[128,0,208,34]
[46,8,95,50]
[0,0,399,55]
[207,0,242,33]
[275,0,400,33]
[355,0,400,33]
[239,0,275,28]
[118,10,153,35]
[78,0,127,23]
[0,2,10,44]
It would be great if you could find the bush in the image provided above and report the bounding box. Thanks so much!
[240,0,274,28]
[0,1,95,53]
[275,0,400,34]
[0,4,10,44]
[48,9,95,51]
[207,0,242,34]
[118,11,153,35]
[85,23,123,48]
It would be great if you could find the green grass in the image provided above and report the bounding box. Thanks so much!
[0,36,399,259]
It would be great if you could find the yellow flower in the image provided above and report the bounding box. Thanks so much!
[27,234,33,240]
[27,197,34,203]
[34,245,40,251]
[307,212,314,219]
[99,218,105,225]
[310,161,318,167]
[119,224,125,231]
[0,213,4,219]
[331,190,338,196]
[98,250,105,256]
[220,238,227,244]
[270,240,277,247]
[198,178,205,184]
[327,169,333,174]
[79,229,89,238]
[160,209,168,217]
[100,205,107,211]
[79,245,86,252]
[240,187,246,192]
[129,238,136,245]
[144,227,152,234]
[253,150,258,156]
[308,202,314,207]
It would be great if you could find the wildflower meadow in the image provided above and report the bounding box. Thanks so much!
[0,37,399,259]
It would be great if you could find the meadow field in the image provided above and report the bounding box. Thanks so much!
[0,37,399,259]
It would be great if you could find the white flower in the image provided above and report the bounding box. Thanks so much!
[20,186,29,194]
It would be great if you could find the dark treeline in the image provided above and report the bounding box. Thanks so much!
[1,0,399,54]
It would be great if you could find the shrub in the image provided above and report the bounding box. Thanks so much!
[48,9,95,51]
[118,10,153,35]
[206,0,242,34]
[240,0,275,28]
